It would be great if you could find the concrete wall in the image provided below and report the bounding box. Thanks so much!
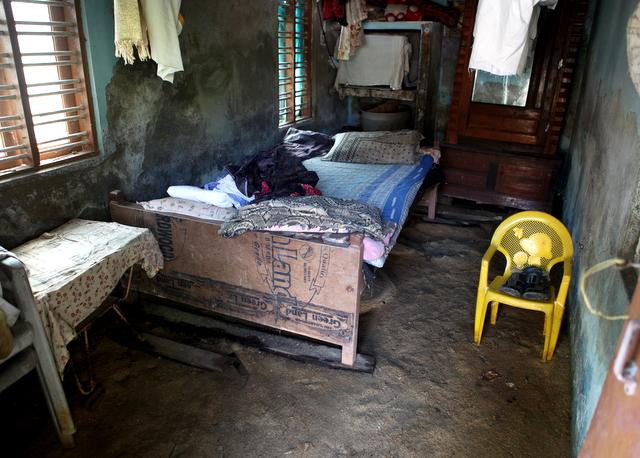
[563,0,640,453]
[0,0,345,249]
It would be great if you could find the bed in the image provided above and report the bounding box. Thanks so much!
[109,129,437,366]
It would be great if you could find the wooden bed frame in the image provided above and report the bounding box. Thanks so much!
[109,191,367,366]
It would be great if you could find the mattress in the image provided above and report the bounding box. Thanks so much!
[304,154,433,267]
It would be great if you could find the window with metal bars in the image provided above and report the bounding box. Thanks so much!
[0,0,95,177]
[278,0,311,126]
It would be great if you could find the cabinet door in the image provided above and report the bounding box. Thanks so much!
[494,163,554,200]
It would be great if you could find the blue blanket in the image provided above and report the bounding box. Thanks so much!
[304,154,433,267]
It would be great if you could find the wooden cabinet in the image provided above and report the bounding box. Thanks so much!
[440,0,586,211]
[440,144,561,210]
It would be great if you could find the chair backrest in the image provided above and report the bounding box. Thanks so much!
[491,211,574,274]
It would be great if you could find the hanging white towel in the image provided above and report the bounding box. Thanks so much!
[114,0,150,64]
[468,0,557,76]
[139,0,184,83]
[334,34,412,90]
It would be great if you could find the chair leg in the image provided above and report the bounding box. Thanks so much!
[474,296,489,345]
[36,363,76,448]
[543,303,565,362]
[490,301,499,324]
[541,309,555,361]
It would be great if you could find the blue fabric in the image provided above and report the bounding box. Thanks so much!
[304,154,433,267]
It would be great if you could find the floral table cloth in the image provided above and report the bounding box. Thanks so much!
[12,219,163,377]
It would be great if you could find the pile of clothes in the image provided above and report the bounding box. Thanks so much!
[167,128,334,208]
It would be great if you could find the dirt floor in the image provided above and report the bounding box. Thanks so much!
[0,204,572,458]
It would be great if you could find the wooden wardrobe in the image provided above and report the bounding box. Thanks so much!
[440,0,587,211]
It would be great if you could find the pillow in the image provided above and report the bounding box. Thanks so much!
[322,130,424,165]
[139,197,238,222]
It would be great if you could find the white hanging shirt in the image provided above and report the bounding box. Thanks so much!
[139,0,184,83]
[468,0,558,76]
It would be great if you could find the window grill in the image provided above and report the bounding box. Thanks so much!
[278,0,311,126]
[0,0,95,176]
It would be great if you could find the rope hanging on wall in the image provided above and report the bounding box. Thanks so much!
[580,258,640,321]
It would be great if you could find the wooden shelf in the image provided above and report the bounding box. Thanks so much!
[338,86,416,102]
[362,21,434,31]
[336,22,443,143]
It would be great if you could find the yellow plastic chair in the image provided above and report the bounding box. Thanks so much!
[475,211,573,361]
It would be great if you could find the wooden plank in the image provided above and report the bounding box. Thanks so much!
[438,182,553,212]
[466,107,541,136]
[442,169,487,189]
[580,279,640,456]
[139,333,235,372]
[131,300,376,373]
[440,152,491,172]
[494,163,553,199]
[416,22,443,143]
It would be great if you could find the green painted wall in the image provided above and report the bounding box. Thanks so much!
[80,0,117,146]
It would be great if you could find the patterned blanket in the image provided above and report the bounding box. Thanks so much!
[218,195,384,240]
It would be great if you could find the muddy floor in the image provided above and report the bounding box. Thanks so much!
[0,205,572,457]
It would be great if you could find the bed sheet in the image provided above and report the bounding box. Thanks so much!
[304,154,433,267]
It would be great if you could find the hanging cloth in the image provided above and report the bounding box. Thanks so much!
[335,0,368,60]
[324,0,347,26]
[468,0,557,76]
[114,0,150,64]
[114,0,183,83]
[139,0,184,83]
[627,1,640,96]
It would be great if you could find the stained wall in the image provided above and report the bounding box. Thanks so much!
[562,0,640,453]
[0,0,345,248]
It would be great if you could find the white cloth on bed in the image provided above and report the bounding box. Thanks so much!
[169,172,254,209]
[168,186,239,208]
[334,34,412,90]
[204,172,255,207]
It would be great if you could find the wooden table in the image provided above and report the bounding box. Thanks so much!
[12,219,163,377]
